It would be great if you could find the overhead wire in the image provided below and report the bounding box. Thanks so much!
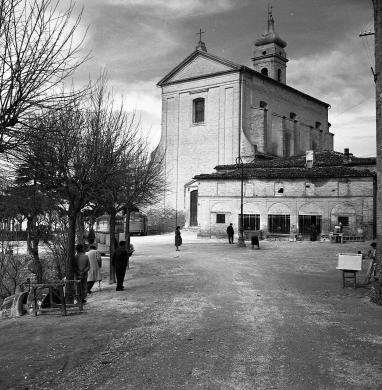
[331,96,373,120]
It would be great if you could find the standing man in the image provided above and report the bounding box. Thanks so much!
[112,241,129,291]
[227,223,234,244]
[73,244,90,303]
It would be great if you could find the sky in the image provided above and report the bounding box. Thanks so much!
[66,0,376,157]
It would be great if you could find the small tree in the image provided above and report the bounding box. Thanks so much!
[120,145,167,248]
[0,184,55,283]
[19,78,140,281]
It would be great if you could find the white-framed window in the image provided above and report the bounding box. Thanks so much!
[193,98,205,123]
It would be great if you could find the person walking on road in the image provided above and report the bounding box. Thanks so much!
[175,226,182,251]
[112,241,129,291]
[86,244,102,294]
[250,232,260,249]
[227,223,234,244]
[74,244,90,303]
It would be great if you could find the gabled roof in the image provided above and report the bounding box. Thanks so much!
[157,49,242,87]
[157,48,330,107]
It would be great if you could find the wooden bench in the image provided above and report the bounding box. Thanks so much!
[27,280,84,316]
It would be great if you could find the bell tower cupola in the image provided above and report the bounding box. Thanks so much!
[252,7,288,84]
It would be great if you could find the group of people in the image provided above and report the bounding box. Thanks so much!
[73,244,102,303]
[73,240,134,300]
[226,223,260,249]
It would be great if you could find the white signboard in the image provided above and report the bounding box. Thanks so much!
[336,253,362,271]
[306,150,314,162]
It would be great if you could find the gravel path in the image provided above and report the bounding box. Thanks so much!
[1,233,382,389]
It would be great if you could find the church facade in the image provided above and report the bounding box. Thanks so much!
[157,11,333,214]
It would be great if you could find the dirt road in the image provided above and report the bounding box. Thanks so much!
[1,233,381,389]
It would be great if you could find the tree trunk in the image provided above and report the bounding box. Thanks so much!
[76,211,84,245]
[26,215,43,283]
[373,0,382,304]
[109,210,116,284]
[67,207,77,281]
[124,208,131,248]
[124,208,131,269]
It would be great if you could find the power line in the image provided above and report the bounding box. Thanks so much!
[331,96,373,119]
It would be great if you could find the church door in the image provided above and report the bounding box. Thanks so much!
[190,190,198,226]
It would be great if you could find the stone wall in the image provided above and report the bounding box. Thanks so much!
[193,177,374,239]
[242,73,332,157]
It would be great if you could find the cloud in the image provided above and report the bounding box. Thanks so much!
[286,44,376,156]
[62,0,377,157]
[106,0,240,17]
[109,79,162,147]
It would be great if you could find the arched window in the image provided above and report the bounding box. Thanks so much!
[193,98,205,123]
[277,69,282,82]
[261,68,268,76]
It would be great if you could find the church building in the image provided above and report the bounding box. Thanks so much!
[156,10,375,239]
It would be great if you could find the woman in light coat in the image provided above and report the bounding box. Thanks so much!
[86,244,102,293]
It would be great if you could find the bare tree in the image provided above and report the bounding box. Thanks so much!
[0,0,86,153]
[120,144,166,252]
[18,78,141,281]
[87,82,142,282]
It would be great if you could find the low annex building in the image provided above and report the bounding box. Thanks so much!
[187,150,376,240]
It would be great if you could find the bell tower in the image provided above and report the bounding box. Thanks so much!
[252,7,288,84]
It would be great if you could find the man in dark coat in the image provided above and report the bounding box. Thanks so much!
[227,223,234,244]
[112,241,129,291]
[73,244,90,302]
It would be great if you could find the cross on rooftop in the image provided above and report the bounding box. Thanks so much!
[196,28,205,42]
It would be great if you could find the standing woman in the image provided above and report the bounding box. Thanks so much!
[175,226,182,251]
[86,244,102,294]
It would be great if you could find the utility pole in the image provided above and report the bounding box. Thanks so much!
[372,0,382,304]
[360,30,376,79]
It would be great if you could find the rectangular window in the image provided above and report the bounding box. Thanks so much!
[238,214,260,231]
[216,214,225,224]
[338,216,349,226]
[268,214,290,234]
[298,215,322,235]
[193,98,205,123]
